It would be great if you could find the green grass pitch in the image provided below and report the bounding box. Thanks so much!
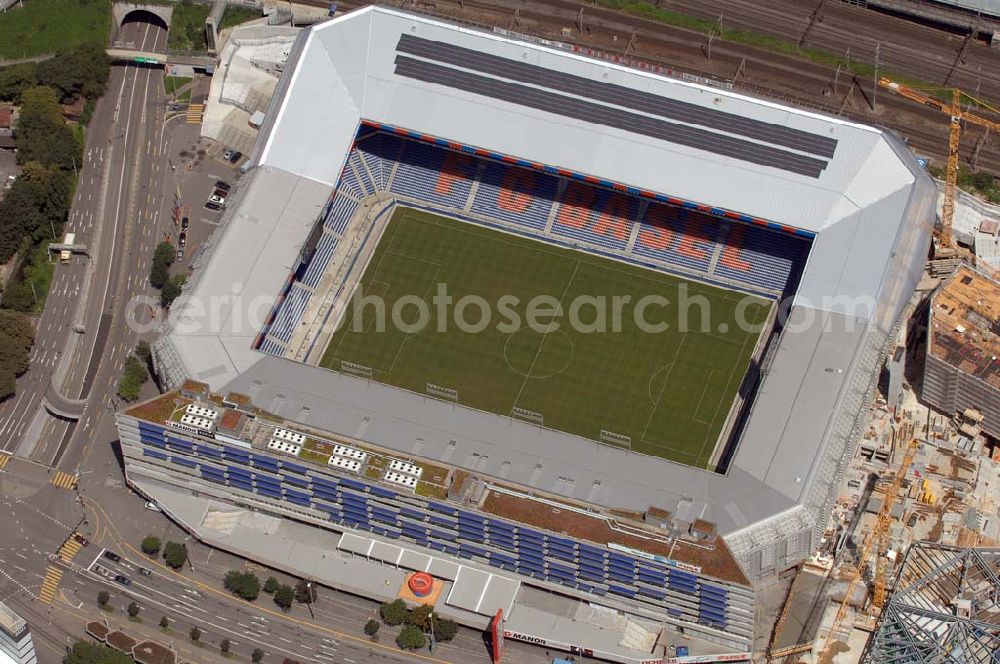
[320,208,771,469]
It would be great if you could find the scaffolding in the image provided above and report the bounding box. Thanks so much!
[860,542,1000,663]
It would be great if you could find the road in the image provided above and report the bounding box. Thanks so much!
[0,456,547,664]
[0,17,546,661]
[0,19,168,470]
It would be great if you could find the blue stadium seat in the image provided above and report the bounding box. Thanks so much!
[631,203,719,273]
[471,162,557,230]
[552,184,638,251]
[390,142,478,209]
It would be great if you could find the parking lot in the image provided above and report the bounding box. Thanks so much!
[160,123,242,276]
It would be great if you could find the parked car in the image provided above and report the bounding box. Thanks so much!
[208,194,226,205]
[138,567,152,577]
[114,574,131,587]
[178,232,186,248]
[204,201,222,212]
[214,180,231,192]
[175,248,184,261]
[103,551,122,563]
[212,187,229,199]
[73,533,90,547]
[180,216,189,231]
[227,150,243,164]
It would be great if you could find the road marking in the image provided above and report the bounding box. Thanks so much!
[51,471,78,490]
[186,103,205,124]
[37,566,64,604]
[0,454,10,470]
[59,536,84,563]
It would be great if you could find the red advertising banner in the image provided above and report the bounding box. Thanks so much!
[491,608,505,663]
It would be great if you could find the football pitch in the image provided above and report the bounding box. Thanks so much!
[320,208,771,468]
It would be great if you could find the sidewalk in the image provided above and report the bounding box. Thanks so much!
[81,610,240,664]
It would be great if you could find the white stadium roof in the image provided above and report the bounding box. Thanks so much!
[156,6,935,582]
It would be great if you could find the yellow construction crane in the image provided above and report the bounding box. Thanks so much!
[818,436,920,659]
[878,78,1000,256]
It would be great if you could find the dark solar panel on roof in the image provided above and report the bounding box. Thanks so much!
[394,56,830,178]
[397,34,838,158]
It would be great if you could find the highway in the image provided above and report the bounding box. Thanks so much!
[0,19,168,471]
[0,15,545,662]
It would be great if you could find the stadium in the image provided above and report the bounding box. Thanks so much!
[129,5,934,661]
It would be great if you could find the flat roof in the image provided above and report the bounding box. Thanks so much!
[152,5,935,579]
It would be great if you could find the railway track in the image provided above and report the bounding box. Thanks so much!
[324,0,1000,175]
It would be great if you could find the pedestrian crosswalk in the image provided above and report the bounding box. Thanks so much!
[51,471,77,490]
[59,537,83,563]
[0,454,10,471]
[38,566,63,605]
[187,103,204,124]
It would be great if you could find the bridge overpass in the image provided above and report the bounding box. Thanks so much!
[106,48,216,70]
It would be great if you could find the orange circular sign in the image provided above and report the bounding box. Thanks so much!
[409,572,434,597]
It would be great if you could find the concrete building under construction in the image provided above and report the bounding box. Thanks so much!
[923,265,1000,439]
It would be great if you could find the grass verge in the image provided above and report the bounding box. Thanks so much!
[0,0,110,59]
[164,76,192,96]
[220,5,260,30]
[167,0,211,52]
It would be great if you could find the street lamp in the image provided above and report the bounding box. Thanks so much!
[428,611,435,652]
[305,582,314,620]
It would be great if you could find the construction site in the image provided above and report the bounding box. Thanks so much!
[763,97,1000,661]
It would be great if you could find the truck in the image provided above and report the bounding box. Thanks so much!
[60,232,75,263]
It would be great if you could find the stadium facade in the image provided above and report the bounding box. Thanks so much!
[132,6,935,660]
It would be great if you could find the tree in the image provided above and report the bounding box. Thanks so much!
[272,584,294,611]
[220,638,231,654]
[64,640,134,664]
[263,576,278,594]
[160,272,186,308]
[162,541,188,569]
[380,599,407,626]
[223,570,260,601]
[149,241,175,289]
[251,648,264,663]
[431,616,458,642]
[116,356,149,402]
[159,616,170,629]
[135,340,152,365]
[406,604,433,631]
[189,626,201,642]
[127,602,140,619]
[15,86,80,171]
[35,43,110,103]
[294,578,317,604]
[0,310,35,400]
[97,590,110,607]
[396,625,426,651]
[0,62,37,103]
[0,160,72,266]
[364,618,380,637]
[141,535,161,556]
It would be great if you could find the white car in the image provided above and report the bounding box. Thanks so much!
[209,194,226,206]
